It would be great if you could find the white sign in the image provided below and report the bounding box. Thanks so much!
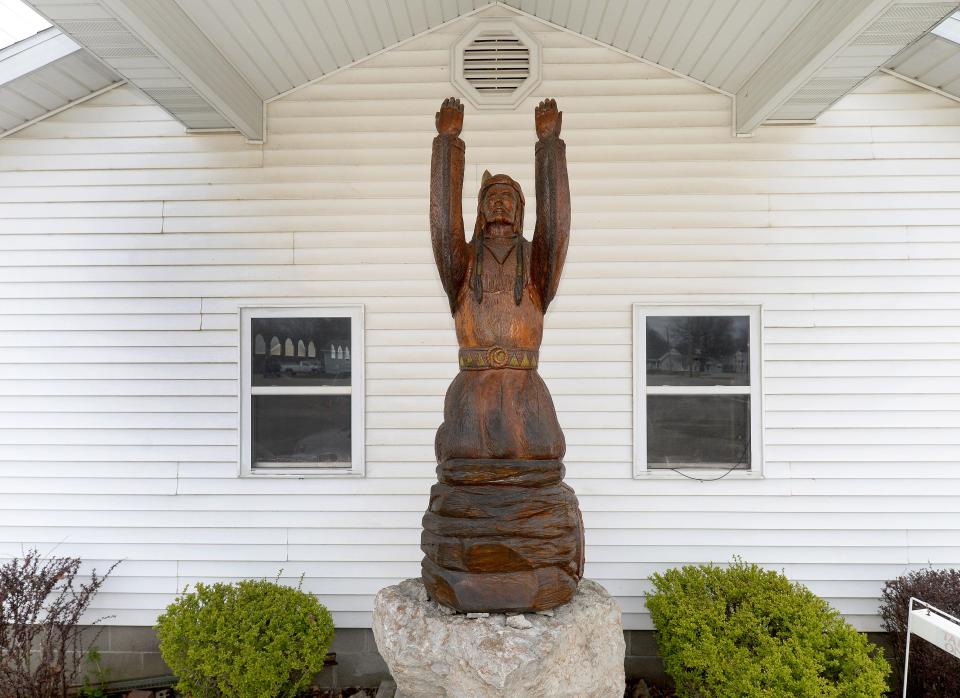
[903,598,960,698]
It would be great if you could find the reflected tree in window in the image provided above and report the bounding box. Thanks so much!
[647,316,749,386]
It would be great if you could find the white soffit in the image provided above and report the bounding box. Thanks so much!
[886,14,960,99]
[164,0,831,101]
[177,0,493,100]
[0,26,121,137]
[769,2,958,122]
[11,0,957,138]
[24,0,261,137]
[501,0,819,95]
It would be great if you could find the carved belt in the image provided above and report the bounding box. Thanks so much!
[458,346,539,370]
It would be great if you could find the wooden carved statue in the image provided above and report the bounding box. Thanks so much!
[421,96,585,613]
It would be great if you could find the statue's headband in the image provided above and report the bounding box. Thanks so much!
[479,170,525,207]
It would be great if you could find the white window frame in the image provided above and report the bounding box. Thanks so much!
[239,305,364,478]
[632,304,764,479]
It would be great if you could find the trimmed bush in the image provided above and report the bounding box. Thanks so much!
[155,578,334,698]
[880,567,960,698]
[645,559,890,697]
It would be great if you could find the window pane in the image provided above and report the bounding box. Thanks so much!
[646,316,749,386]
[647,395,750,469]
[252,395,351,467]
[252,317,351,387]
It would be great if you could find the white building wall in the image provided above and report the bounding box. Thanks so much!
[0,8,958,631]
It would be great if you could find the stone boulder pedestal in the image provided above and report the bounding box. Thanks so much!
[372,578,625,698]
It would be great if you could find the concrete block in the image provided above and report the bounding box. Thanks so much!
[109,626,160,653]
[330,628,368,654]
[335,652,390,687]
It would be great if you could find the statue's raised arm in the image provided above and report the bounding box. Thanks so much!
[531,98,571,312]
[430,97,469,312]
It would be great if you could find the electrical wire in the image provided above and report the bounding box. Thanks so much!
[665,434,751,482]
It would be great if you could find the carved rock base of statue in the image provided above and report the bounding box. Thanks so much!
[421,458,585,613]
[372,578,625,698]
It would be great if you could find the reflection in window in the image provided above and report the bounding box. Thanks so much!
[647,395,750,468]
[251,317,352,388]
[646,316,749,386]
[253,395,351,465]
[254,334,266,355]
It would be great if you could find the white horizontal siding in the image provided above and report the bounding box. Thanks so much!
[0,7,958,631]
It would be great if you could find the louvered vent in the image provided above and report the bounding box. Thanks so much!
[853,3,955,45]
[452,19,541,109]
[463,32,530,94]
[58,19,153,58]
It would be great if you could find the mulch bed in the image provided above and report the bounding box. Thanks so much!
[100,678,673,697]
[626,678,676,697]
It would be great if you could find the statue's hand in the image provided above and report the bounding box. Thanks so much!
[535,98,561,140]
[436,97,464,137]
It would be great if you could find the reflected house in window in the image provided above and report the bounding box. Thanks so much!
[647,348,685,373]
[645,315,749,387]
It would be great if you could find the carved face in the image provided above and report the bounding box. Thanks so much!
[480,183,518,230]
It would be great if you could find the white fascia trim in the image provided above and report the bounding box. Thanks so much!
[0,79,126,140]
[880,66,960,104]
[932,11,960,44]
[0,27,80,86]
[735,0,894,135]
[98,0,263,140]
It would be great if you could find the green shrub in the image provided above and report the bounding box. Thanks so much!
[645,559,890,697]
[155,578,334,698]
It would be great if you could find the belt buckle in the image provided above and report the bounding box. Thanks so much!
[487,346,509,368]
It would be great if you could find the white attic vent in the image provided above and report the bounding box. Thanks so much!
[452,19,541,110]
[463,32,530,93]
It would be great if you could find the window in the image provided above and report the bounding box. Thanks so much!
[240,306,364,477]
[633,305,762,478]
